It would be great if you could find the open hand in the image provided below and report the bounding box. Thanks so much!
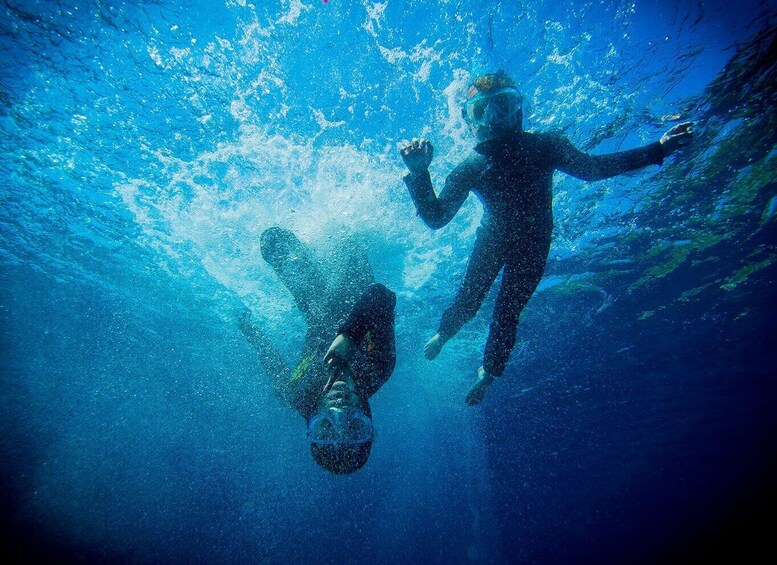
[660,122,693,156]
[400,138,434,175]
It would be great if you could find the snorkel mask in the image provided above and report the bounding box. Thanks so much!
[307,407,373,446]
[308,359,374,473]
[309,367,373,446]
[462,71,522,141]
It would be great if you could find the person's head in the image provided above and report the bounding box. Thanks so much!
[308,378,373,474]
[462,70,523,141]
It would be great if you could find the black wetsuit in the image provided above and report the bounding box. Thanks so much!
[243,227,396,420]
[405,131,664,376]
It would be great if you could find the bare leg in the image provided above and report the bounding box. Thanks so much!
[465,366,495,406]
[424,333,447,360]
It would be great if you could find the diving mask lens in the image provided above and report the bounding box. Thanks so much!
[463,88,522,126]
[308,409,373,445]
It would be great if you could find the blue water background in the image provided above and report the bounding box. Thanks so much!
[1,0,776,562]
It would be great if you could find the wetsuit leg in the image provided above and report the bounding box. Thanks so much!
[339,284,397,399]
[238,311,292,403]
[438,226,505,341]
[260,227,327,323]
[483,235,551,376]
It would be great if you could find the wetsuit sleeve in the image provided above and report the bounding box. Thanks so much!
[403,162,472,230]
[338,284,396,344]
[554,135,664,181]
[338,283,397,399]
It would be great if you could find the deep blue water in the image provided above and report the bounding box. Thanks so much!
[1,1,776,563]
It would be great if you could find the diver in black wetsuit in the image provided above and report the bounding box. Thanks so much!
[400,70,692,406]
[239,227,396,474]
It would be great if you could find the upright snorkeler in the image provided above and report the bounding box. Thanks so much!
[239,227,396,474]
[400,70,692,406]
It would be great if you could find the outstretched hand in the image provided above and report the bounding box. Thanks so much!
[400,138,434,175]
[660,121,693,156]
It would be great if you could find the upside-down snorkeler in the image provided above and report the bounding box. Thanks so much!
[400,70,692,406]
[239,227,396,473]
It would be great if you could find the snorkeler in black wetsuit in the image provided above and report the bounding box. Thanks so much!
[401,70,692,406]
[239,227,396,474]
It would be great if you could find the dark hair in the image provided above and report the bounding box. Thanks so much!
[310,441,372,474]
[309,396,373,474]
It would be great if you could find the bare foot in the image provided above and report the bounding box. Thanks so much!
[465,366,495,406]
[424,333,446,360]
